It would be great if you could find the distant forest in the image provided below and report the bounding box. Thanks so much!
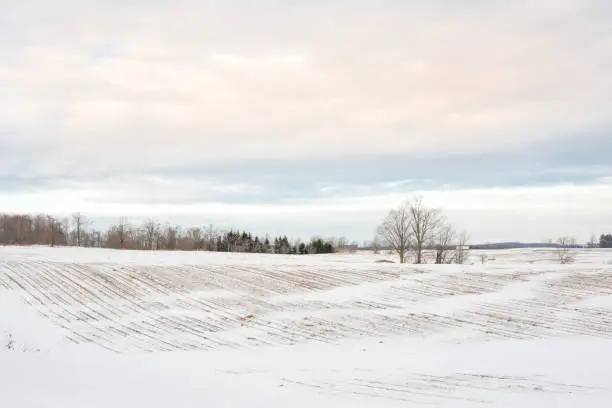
[0,213,335,254]
[1,212,610,254]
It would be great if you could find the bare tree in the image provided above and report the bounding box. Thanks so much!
[48,216,57,247]
[71,213,90,247]
[159,224,180,250]
[455,229,470,264]
[33,215,48,244]
[588,233,598,248]
[377,196,469,265]
[186,227,203,250]
[106,217,131,249]
[203,224,218,251]
[377,205,413,264]
[371,236,381,254]
[336,236,349,252]
[90,229,103,248]
[118,217,129,249]
[555,236,576,264]
[142,219,159,250]
[408,196,441,264]
[434,218,455,264]
[60,218,70,246]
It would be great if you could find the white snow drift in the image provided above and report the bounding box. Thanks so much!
[1,246,611,407]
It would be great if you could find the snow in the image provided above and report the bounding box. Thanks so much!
[1,246,611,407]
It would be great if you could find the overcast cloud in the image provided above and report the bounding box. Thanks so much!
[1,0,611,242]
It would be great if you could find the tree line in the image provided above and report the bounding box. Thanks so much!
[569,234,611,249]
[600,234,612,248]
[0,213,336,254]
[2,206,606,262]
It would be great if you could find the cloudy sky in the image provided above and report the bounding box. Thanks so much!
[1,0,611,243]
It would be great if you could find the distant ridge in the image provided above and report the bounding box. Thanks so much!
[469,242,585,250]
[362,241,589,251]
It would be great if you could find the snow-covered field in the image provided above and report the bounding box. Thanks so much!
[1,246,611,407]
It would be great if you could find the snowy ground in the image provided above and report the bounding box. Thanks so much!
[1,246,611,407]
